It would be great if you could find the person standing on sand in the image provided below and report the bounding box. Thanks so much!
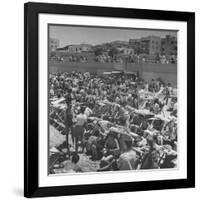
[72,107,87,153]
[64,104,73,156]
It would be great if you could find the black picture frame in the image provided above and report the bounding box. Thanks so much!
[24,2,195,198]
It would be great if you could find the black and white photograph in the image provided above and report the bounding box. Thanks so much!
[0,0,198,199]
[23,2,195,197]
[48,25,178,174]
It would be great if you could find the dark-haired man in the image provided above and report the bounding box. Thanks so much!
[72,106,87,153]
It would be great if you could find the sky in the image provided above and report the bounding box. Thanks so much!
[49,25,177,48]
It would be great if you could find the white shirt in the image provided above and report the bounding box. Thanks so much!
[84,107,93,117]
[76,113,87,126]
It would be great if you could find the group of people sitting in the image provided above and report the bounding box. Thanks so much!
[49,71,177,173]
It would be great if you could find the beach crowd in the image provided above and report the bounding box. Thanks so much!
[49,71,178,173]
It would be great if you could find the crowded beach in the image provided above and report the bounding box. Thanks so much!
[49,71,177,174]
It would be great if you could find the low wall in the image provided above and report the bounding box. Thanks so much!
[49,61,177,87]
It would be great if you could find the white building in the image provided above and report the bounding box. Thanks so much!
[118,47,134,55]
[49,38,59,52]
